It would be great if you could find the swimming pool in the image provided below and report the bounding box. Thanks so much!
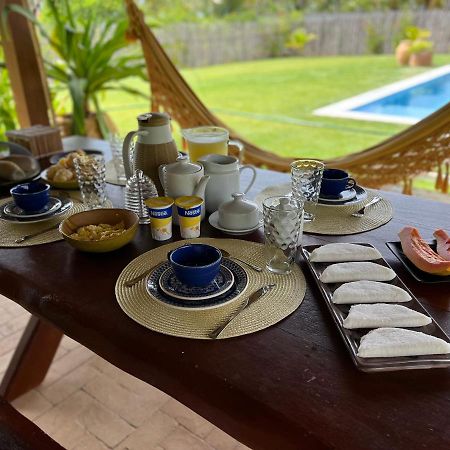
[314,65,450,125]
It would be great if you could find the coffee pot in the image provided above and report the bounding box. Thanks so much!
[159,156,210,222]
[122,113,179,194]
[198,154,257,213]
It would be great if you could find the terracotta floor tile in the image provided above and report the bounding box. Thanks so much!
[84,372,168,427]
[38,363,102,405]
[115,410,177,450]
[159,425,214,450]
[11,390,53,421]
[71,432,109,450]
[161,398,214,439]
[77,398,135,447]
[205,426,240,450]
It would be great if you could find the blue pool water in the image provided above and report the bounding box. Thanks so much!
[352,72,450,119]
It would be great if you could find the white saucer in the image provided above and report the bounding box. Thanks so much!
[208,211,262,236]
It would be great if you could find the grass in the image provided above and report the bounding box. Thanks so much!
[102,54,450,161]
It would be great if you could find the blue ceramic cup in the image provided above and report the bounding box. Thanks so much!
[10,182,50,212]
[320,168,355,197]
[168,244,222,287]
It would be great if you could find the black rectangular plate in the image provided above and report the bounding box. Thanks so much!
[386,240,450,284]
[302,243,450,372]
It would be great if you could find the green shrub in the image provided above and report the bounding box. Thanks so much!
[285,27,316,52]
[0,57,17,141]
[410,39,434,54]
[366,23,384,54]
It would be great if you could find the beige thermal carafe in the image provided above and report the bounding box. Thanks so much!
[122,113,178,194]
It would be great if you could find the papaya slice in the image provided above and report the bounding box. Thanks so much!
[433,229,450,261]
[398,227,450,276]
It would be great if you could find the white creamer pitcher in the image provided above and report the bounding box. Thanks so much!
[198,154,257,213]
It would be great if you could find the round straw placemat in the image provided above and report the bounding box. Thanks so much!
[0,197,85,247]
[115,238,306,340]
[255,184,393,235]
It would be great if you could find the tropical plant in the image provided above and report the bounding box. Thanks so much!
[0,55,17,141]
[404,26,431,41]
[2,0,147,137]
[285,27,316,52]
[409,39,434,54]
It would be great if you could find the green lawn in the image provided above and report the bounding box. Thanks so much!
[103,54,450,160]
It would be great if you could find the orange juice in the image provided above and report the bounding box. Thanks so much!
[182,127,229,163]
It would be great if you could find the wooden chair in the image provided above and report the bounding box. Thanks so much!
[125,0,450,193]
[0,396,63,449]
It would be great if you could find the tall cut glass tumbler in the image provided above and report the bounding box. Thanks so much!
[74,155,107,209]
[263,196,303,275]
[291,159,324,222]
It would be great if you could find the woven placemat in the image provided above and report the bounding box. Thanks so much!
[115,238,306,340]
[255,184,393,235]
[0,197,85,247]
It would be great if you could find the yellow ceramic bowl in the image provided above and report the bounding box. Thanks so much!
[59,208,139,253]
[40,168,79,190]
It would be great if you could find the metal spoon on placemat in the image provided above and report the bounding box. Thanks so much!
[351,196,381,217]
[14,223,60,244]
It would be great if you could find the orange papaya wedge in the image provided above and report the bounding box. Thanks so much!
[398,227,450,276]
[433,229,450,261]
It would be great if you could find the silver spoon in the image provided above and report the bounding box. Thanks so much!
[351,196,382,217]
[14,223,60,244]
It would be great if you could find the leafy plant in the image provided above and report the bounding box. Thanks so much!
[366,23,384,54]
[285,27,316,52]
[409,39,434,54]
[0,55,17,141]
[2,0,147,137]
[404,26,431,41]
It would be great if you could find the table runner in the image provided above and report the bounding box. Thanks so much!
[115,238,306,339]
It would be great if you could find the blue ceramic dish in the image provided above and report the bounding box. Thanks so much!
[168,244,222,287]
[10,182,50,212]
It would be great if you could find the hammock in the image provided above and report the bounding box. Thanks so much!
[125,0,450,194]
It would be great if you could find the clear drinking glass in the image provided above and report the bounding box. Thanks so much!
[109,133,127,183]
[263,196,304,275]
[291,159,325,222]
[74,154,107,209]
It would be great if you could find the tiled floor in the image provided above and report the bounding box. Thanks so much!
[0,294,250,450]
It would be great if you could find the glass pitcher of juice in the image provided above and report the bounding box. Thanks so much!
[181,126,243,163]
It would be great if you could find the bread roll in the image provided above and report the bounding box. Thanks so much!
[3,155,39,173]
[0,160,26,181]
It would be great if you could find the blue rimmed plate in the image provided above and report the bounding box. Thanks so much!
[147,258,248,310]
[159,264,234,301]
[3,197,62,219]
[318,185,367,206]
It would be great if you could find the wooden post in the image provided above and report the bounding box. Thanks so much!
[0,0,53,127]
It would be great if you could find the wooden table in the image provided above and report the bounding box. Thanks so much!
[0,158,449,449]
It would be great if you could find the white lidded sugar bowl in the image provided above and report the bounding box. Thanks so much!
[218,193,260,231]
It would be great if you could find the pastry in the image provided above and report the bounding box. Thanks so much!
[358,327,450,358]
[310,243,382,263]
[343,304,431,329]
[320,262,396,283]
[0,160,26,181]
[332,280,411,304]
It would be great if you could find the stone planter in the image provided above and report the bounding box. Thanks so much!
[409,51,433,67]
[395,40,412,66]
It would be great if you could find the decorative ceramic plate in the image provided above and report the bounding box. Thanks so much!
[319,188,356,203]
[386,240,450,284]
[147,258,248,310]
[0,196,73,225]
[40,168,78,190]
[159,264,234,301]
[3,197,62,219]
[208,211,262,236]
[318,185,367,206]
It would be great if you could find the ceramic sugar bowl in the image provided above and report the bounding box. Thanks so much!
[218,193,260,231]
